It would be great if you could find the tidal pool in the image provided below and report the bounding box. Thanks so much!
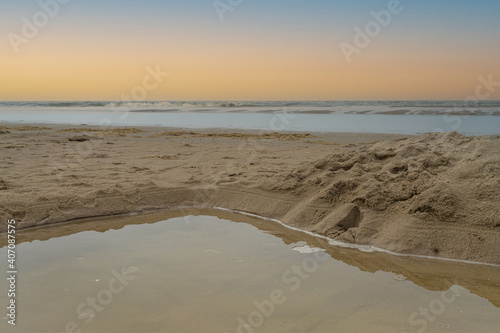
[1,209,499,333]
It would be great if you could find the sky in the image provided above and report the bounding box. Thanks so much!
[1,0,500,101]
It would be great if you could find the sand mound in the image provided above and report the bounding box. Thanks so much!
[255,132,500,263]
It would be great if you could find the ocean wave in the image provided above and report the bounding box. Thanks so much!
[1,100,500,115]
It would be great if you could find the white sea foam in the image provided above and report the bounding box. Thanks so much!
[1,100,500,115]
[291,245,326,254]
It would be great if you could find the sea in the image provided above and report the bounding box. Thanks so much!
[1,101,499,135]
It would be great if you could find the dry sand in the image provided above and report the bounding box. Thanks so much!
[0,124,499,265]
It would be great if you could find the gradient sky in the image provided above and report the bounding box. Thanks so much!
[1,0,500,100]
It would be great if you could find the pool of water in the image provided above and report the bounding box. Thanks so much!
[1,209,499,333]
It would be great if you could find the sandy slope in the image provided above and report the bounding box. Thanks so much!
[0,124,499,264]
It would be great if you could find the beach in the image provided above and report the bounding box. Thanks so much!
[3,0,500,330]
[1,124,499,265]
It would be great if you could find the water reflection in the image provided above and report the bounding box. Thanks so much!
[3,208,499,308]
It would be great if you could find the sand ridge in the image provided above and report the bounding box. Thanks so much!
[0,125,499,264]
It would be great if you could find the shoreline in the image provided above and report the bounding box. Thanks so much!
[1,123,499,265]
[2,112,500,136]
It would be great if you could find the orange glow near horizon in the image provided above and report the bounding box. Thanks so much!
[1,29,499,101]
